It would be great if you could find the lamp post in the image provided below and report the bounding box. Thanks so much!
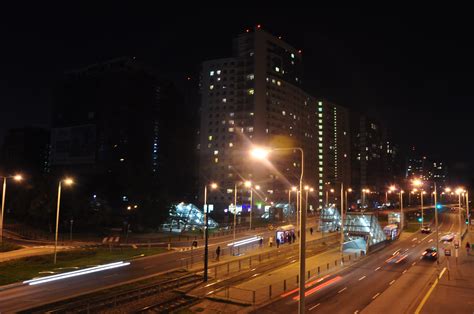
[340,183,344,257]
[54,178,74,264]
[412,179,424,228]
[362,188,370,210]
[399,190,404,231]
[245,181,253,230]
[232,182,238,255]
[456,188,464,238]
[345,188,352,213]
[289,186,297,225]
[0,174,22,244]
[251,146,305,314]
[433,183,439,266]
[466,191,470,235]
[386,185,396,205]
[203,182,217,281]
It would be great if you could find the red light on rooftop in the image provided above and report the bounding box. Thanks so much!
[298,49,302,54]
[186,76,191,81]
[257,24,261,29]
[246,29,250,33]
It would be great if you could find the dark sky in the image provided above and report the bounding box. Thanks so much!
[1,5,473,183]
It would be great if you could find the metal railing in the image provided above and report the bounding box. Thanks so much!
[211,251,361,305]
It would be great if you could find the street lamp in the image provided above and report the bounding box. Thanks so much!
[203,182,217,282]
[244,181,253,230]
[54,177,74,264]
[399,190,404,231]
[386,185,396,204]
[251,146,306,314]
[456,187,465,238]
[0,174,23,244]
[412,179,424,228]
[326,188,334,207]
[289,186,298,227]
[362,188,370,208]
[345,188,352,213]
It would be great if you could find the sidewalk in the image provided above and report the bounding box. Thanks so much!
[420,229,474,313]
[0,245,72,263]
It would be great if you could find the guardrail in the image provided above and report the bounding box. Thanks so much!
[211,251,361,305]
[20,272,202,314]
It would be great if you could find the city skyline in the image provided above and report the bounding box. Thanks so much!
[1,7,472,184]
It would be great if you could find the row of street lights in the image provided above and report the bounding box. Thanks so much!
[0,174,73,264]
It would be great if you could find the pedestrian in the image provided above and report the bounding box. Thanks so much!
[276,238,280,248]
[292,232,296,243]
[216,246,221,261]
[259,237,263,247]
[466,242,471,255]
[269,236,273,247]
[310,227,313,236]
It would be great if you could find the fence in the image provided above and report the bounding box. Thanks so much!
[212,250,361,305]
[179,233,340,277]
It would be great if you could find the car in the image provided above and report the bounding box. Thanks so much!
[422,247,438,260]
[441,233,455,242]
[421,226,431,234]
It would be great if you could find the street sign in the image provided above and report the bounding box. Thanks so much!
[444,248,452,256]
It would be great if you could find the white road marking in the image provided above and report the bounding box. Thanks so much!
[428,239,433,243]
[358,275,366,281]
[204,280,220,287]
[290,259,297,263]
[412,262,416,266]
[375,266,381,271]
[251,268,256,271]
[251,273,260,277]
[338,287,347,293]
[372,292,380,299]
[422,234,431,241]
[389,279,396,285]
[309,303,321,311]
[354,311,359,314]
[439,267,447,279]
[412,238,418,241]
[403,269,408,274]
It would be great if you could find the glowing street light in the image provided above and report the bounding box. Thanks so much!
[0,174,23,243]
[203,182,218,281]
[250,145,306,313]
[54,178,74,264]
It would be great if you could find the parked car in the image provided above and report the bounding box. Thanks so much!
[421,226,431,234]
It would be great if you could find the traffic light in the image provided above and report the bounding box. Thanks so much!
[418,217,423,222]
[466,219,469,225]
[436,204,442,209]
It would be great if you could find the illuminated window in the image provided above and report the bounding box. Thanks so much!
[319,131,323,136]
[214,158,219,163]
[227,189,233,194]
[318,125,323,129]
[319,155,323,160]
[229,120,234,125]
[222,98,227,103]
[318,108,323,112]
[318,137,323,141]
[208,135,213,141]
[228,127,234,132]
[319,143,323,147]
[247,74,255,80]
[318,119,323,124]
[319,167,323,172]
[216,70,221,75]
[210,71,215,76]
[214,150,219,155]
[248,89,255,95]
[282,110,286,116]
[250,112,254,116]
[248,127,254,132]
[277,81,281,86]
[229,143,233,147]
[229,112,234,117]
[318,113,322,118]
[319,161,323,166]
[275,66,280,72]
[209,85,214,90]
[217,77,221,81]
[291,53,295,59]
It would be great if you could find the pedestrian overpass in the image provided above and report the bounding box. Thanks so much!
[319,207,386,252]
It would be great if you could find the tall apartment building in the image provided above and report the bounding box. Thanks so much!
[317,100,351,208]
[199,27,318,212]
[351,114,399,195]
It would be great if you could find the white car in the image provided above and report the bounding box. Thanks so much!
[440,233,455,242]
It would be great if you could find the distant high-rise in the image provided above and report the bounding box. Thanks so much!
[199,27,351,213]
[199,27,317,212]
[351,114,400,196]
[317,100,351,208]
[50,57,196,220]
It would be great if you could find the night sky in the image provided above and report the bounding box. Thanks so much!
[1,5,472,183]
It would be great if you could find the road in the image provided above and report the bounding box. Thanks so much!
[259,209,459,313]
[0,223,319,313]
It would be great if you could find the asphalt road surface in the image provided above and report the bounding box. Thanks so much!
[259,209,458,313]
